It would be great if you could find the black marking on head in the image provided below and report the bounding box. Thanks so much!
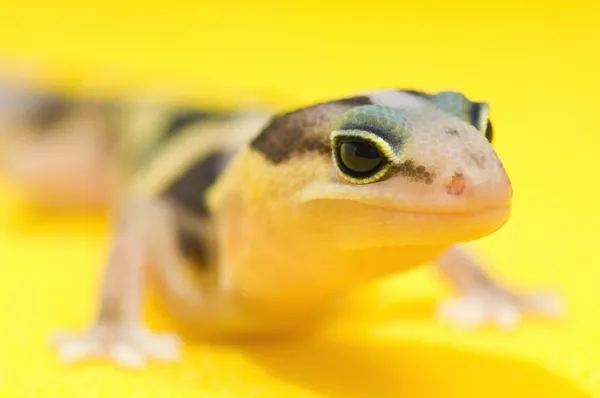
[397,89,430,98]
[335,96,374,107]
[295,137,331,154]
[445,128,460,136]
[250,118,332,163]
[163,109,219,139]
[395,159,435,184]
[176,223,210,267]
[161,150,230,217]
[250,99,362,163]
[250,114,305,163]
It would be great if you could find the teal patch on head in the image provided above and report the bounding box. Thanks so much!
[339,105,411,143]
[431,91,472,121]
[431,91,492,141]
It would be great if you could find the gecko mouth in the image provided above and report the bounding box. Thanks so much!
[350,197,511,217]
[298,188,511,217]
[298,195,511,245]
[315,198,511,222]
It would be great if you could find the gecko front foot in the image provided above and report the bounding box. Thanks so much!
[52,324,181,368]
[436,288,564,331]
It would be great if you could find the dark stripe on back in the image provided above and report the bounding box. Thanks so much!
[128,108,228,177]
[161,150,230,217]
[162,109,218,140]
[250,96,372,164]
[176,222,210,266]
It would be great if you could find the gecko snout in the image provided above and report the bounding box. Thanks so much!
[443,162,513,211]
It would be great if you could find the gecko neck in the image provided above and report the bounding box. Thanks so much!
[226,239,450,316]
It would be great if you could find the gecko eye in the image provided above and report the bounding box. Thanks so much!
[339,141,383,173]
[331,128,395,184]
[333,137,389,183]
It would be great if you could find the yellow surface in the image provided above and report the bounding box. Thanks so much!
[1,0,600,397]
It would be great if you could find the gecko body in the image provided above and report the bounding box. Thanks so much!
[15,88,560,367]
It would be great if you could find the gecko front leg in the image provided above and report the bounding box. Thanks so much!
[433,244,564,330]
[52,198,181,368]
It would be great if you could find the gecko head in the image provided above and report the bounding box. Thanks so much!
[248,90,512,249]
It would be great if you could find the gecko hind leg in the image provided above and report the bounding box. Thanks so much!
[52,198,182,368]
[433,245,564,330]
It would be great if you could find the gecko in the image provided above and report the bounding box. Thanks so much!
[44,88,563,367]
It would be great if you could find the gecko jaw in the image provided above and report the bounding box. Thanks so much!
[296,183,511,218]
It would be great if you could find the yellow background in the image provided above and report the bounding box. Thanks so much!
[0,0,599,396]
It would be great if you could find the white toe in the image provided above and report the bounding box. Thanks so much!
[135,330,181,361]
[494,304,520,331]
[51,326,183,367]
[110,342,146,368]
[438,296,488,329]
[56,338,100,364]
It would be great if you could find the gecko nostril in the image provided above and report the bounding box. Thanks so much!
[446,172,466,195]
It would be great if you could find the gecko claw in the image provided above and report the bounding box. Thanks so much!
[52,324,182,368]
